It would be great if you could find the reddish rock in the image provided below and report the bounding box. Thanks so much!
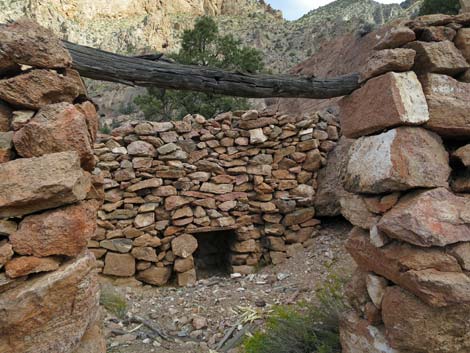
[455,28,470,62]
[406,40,469,75]
[345,127,450,194]
[340,193,380,230]
[0,242,13,269]
[131,247,158,262]
[174,256,194,273]
[5,256,61,278]
[13,103,95,170]
[419,26,456,42]
[0,70,82,109]
[0,132,13,163]
[453,144,470,167]
[0,19,71,70]
[10,201,98,257]
[177,269,197,286]
[137,266,171,286]
[76,101,99,142]
[103,253,135,277]
[0,101,11,132]
[339,72,429,139]
[378,188,470,247]
[73,320,107,353]
[0,151,91,217]
[374,26,416,50]
[0,252,100,353]
[172,234,198,258]
[360,48,416,82]
[346,227,468,307]
[283,208,315,226]
[382,286,470,353]
[421,73,470,137]
[165,196,192,211]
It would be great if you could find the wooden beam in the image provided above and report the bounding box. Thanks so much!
[63,41,360,99]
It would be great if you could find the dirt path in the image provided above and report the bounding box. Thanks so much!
[104,218,354,353]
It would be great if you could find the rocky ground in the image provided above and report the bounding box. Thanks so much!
[102,217,354,353]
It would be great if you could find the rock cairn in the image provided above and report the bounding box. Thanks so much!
[92,108,340,286]
[329,13,470,353]
[0,21,105,352]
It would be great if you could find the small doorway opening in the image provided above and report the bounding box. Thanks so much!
[193,230,236,279]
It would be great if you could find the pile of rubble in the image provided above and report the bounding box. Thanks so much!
[323,12,470,353]
[93,107,341,286]
[0,21,105,352]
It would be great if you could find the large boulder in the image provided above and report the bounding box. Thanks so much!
[339,72,429,138]
[0,252,100,353]
[406,40,469,75]
[10,200,98,257]
[0,151,91,217]
[0,19,71,71]
[346,227,470,307]
[360,48,416,82]
[378,188,470,247]
[344,127,450,194]
[13,103,96,171]
[0,70,82,109]
[315,137,354,217]
[382,286,470,353]
[420,73,470,137]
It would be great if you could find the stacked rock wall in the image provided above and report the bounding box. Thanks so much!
[0,21,105,352]
[92,109,340,285]
[334,13,470,353]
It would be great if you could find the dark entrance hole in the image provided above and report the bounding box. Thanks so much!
[193,230,236,279]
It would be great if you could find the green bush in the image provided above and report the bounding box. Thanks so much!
[243,273,347,353]
[419,0,461,15]
[135,16,264,121]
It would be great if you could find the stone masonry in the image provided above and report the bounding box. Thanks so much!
[92,109,340,286]
[0,21,105,352]
[328,12,470,353]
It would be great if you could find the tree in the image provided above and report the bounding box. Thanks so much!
[135,16,264,121]
[419,0,461,16]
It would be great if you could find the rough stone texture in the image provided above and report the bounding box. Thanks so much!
[344,127,450,194]
[137,266,172,286]
[453,144,470,167]
[103,253,135,277]
[13,103,96,171]
[0,101,11,132]
[0,69,82,110]
[0,131,13,163]
[0,19,72,70]
[374,26,416,50]
[0,151,91,217]
[339,72,429,139]
[420,73,470,137]
[340,311,399,353]
[406,40,469,75]
[172,234,198,258]
[72,321,107,353]
[315,137,353,217]
[340,194,380,230]
[462,0,470,12]
[360,49,416,82]
[5,256,61,278]
[0,252,100,353]
[346,227,469,307]
[455,28,470,62]
[378,188,470,247]
[382,286,470,353]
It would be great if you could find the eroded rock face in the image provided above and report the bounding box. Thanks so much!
[339,72,429,139]
[0,70,82,109]
[421,73,470,137]
[13,102,96,171]
[344,127,450,194]
[378,188,470,247]
[0,151,91,217]
[382,286,470,353]
[0,252,100,353]
[360,48,416,82]
[10,200,98,257]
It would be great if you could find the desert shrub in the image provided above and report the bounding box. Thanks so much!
[135,16,264,121]
[100,285,128,319]
[243,272,347,353]
[419,0,461,15]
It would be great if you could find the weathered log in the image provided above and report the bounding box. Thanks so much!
[63,41,360,99]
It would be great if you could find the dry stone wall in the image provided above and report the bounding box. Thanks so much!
[326,12,470,353]
[0,21,105,352]
[92,109,340,286]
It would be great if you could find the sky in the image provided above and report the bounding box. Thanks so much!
[266,0,402,20]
